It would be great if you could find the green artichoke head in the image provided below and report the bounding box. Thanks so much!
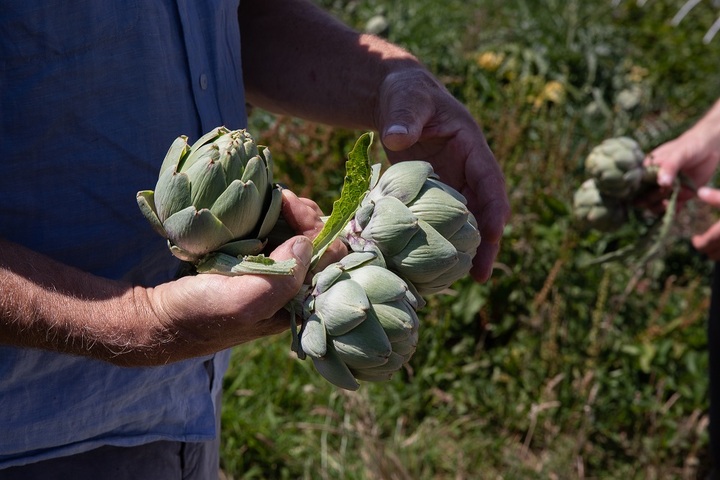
[137,127,282,263]
[585,136,645,199]
[298,251,420,391]
[347,161,481,295]
[572,178,627,232]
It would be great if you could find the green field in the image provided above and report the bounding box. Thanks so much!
[221,1,720,478]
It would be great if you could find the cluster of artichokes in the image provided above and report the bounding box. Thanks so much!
[572,136,655,232]
[294,160,481,389]
[137,128,482,391]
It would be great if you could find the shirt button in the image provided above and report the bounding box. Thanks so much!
[199,74,208,90]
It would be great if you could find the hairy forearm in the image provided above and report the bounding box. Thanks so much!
[0,238,166,366]
[239,0,421,130]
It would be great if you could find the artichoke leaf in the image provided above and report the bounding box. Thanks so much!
[216,238,266,257]
[314,279,370,336]
[359,351,406,375]
[361,196,418,257]
[136,190,168,239]
[346,265,409,303]
[210,179,263,239]
[332,312,392,369]
[372,302,416,342]
[159,135,190,176]
[256,186,283,240]
[366,161,433,204]
[240,155,269,201]
[311,342,359,391]
[389,220,459,284]
[163,206,234,258]
[195,252,295,276]
[351,370,393,383]
[447,221,481,254]
[300,313,327,358]
[408,184,469,237]
[184,153,228,211]
[154,169,192,222]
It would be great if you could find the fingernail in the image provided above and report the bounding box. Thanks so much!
[657,172,673,187]
[698,186,711,198]
[292,237,312,267]
[386,124,408,136]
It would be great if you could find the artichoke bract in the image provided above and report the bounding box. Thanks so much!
[585,136,645,200]
[298,251,420,391]
[573,178,627,232]
[345,161,481,295]
[137,127,282,263]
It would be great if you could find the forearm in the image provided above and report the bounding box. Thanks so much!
[239,0,421,130]
[0,238,165,366]
[692,98,720,150]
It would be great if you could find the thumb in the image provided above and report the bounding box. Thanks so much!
[379,83,434,152]
[698,187,720,208]
[264,236,313,299]
[646,150,680,188]
[656,165,678,188]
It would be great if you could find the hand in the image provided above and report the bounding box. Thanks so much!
[639,99,720,260]
[687,187,720,260]
[642,99,720,211]
[375,68,511,282]
[146,190,344,362]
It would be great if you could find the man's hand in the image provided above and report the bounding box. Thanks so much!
[376,69,511,282]
[0,191,341,366]
[145,190,345,363]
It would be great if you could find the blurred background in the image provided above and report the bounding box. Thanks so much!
[221,1,720,478]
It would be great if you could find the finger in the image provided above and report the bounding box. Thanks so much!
[311,239,348,278]
[238,235,313,334]
[470,239,500,283]
[281,189,325,237]
[462,147,511,282]
[646,147,681,188]
[378,74,436,152]
[698,187,720,208]
[692,221,720,259]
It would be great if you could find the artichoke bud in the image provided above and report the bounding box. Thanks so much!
[407,182,469,238]
[359,197,419,257]
[347,161,481,296]
[572,179,627,232]
[365,161,434,204]
[136,127,281,263]
[298,252,420,390]
[585,137,645,199]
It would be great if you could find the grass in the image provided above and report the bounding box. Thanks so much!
[221,0,720,478]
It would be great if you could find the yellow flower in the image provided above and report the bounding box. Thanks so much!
[476,51,505,72]
[531,80,566,109]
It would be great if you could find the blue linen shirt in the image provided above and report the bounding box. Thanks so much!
[0,0,247,468]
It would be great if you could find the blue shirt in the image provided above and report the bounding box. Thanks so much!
[0,0,247,468]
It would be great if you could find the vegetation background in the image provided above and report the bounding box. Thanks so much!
[220,0,720,478]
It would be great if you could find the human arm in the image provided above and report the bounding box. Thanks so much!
[0,191,328,366]
[238,0,510,282]
[644,98,720,258]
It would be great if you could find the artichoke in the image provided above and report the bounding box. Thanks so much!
[573,178,627,232]
[585,136,645,199]
[297,251,420,391]
[137,127,282,263]
[345,161,481,295]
